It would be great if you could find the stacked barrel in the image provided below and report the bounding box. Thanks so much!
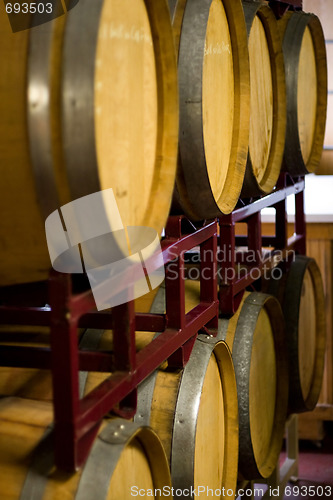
[0,0,328,498]
[0,0,328,285]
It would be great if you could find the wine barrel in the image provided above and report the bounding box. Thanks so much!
[0,287,239,496]
[278,11,327,175]
[171,0,250,219]
[135,337,239,498]
[184,281,288,480]
[241,1,286,196]
[76,285,239,495]
[219,292,288,480]
[0,397,171,499]
[0,0,178,286]
[265,255,326,413]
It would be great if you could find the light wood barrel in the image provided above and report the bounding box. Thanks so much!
[219,292,288,480]
[241,1,286,196]
[266,256,326,413]
[184,281,288,480]
[0,397,171,499]
[74,288,239,498]
[0,0,178,286]
[171,0,250,219]
[135,337,239,498]
[0,288,238,496]
[278,11,327,175]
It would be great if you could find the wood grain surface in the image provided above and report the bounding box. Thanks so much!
[0,0,178,286]
[203,0,234,203]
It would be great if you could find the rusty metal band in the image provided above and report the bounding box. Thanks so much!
[61,0,102,200]
[27,1,61,218]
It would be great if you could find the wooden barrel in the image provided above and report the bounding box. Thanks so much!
[135,337,239,498]
[73,285,238,495]
[0,397,171,499]
[265,255,326,413]
[278,11,327,176]
[171,0,250,219]
[241,1,286,197]
[0,0,178,286]
[220,292,288,480]
[0,288,238,496]
[184,281,288,480]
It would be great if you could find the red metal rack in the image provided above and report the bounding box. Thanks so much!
[0,219,219,470]
[0,173,306,471]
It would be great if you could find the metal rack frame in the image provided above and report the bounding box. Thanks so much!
[219,174,306,314]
